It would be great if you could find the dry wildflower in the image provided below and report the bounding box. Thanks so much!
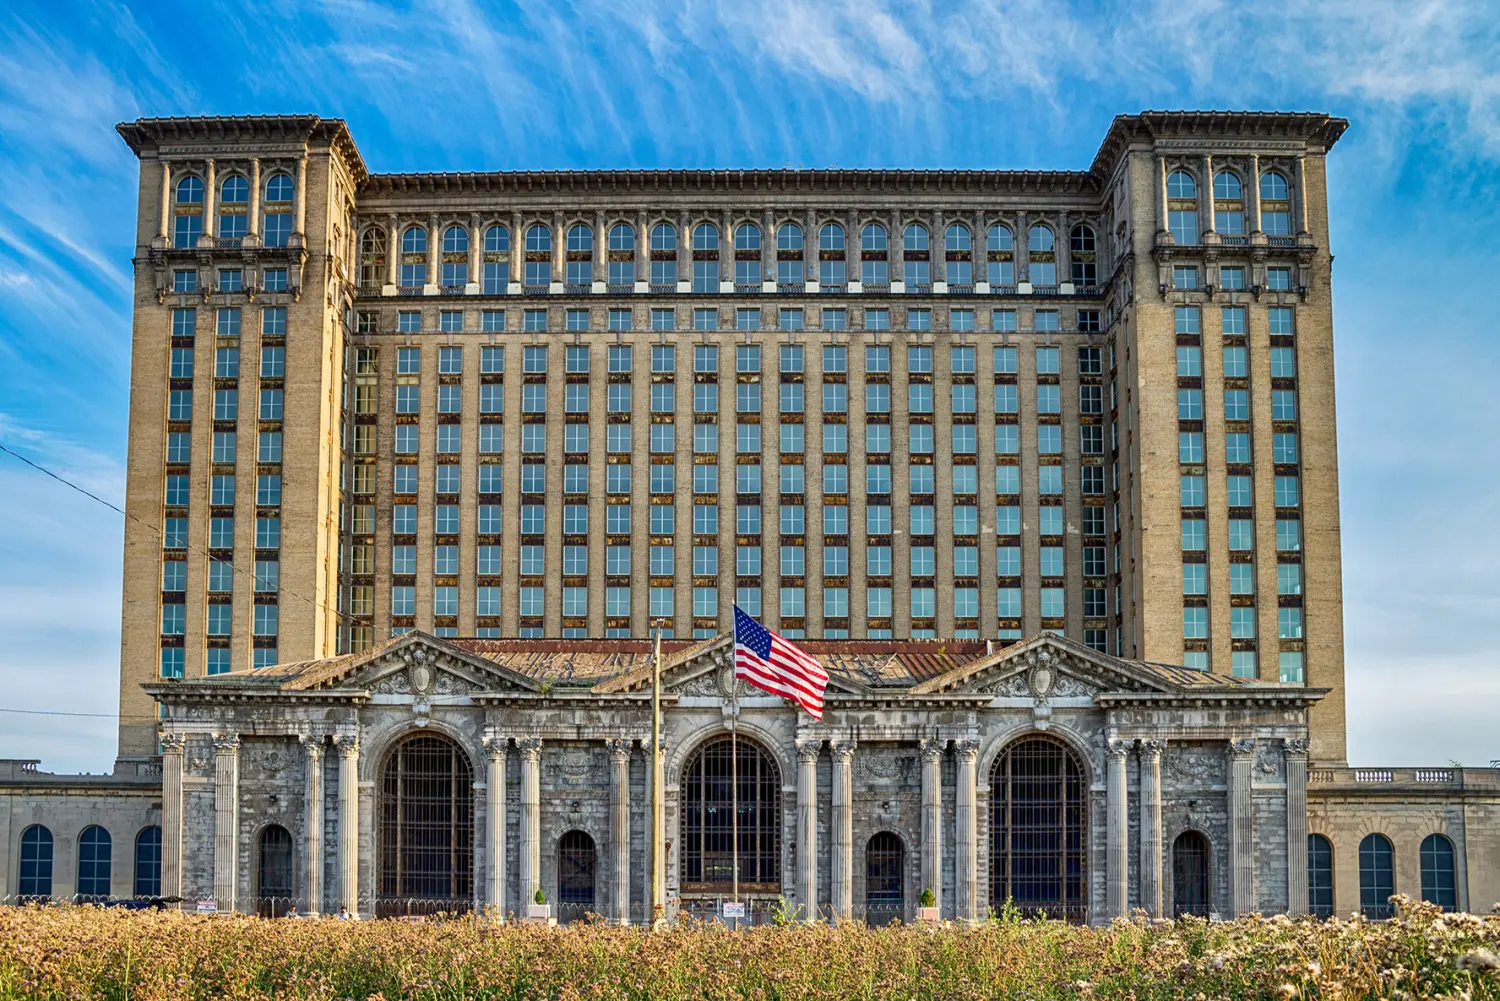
[1457,947,1499,972]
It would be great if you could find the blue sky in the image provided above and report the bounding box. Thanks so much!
[1,0,1496,771]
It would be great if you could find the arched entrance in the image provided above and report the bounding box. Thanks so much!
[1172,831,1211,917]
[679,735,781,922]
[377,732,474,916]
[864,831,904,926]
[257,824,294,916]
[557,830,596,924]
[990,735,1088,921]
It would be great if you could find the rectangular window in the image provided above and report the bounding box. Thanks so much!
[1174,306,1201,335]
[1268,307,1295,335]
[865,308,890,331]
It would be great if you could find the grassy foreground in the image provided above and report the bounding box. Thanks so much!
[1,896,1497,1000]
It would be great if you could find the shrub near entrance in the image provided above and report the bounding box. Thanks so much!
[0,896,1497,1000]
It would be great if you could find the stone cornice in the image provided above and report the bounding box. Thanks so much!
[1090,111,1349,178]
[115,115,367,182]
[1095,687,1330,709]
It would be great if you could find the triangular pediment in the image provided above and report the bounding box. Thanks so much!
[591,633,865,697]
[283,632,541,695]
[908,633,1177,697]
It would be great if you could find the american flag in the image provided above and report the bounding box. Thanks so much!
[733,605,829,720]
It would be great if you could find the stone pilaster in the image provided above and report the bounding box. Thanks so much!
[1201,154,1216,235]
[300,735,323,914]
[335,734,360,916]
[294,154,308,239]
[247,158,261,241]
[1284,738,1310,917]
[608,737,632,924]
[159,733,185,901]
[1138,739,1165,918]
[426,212,440,287]
[212,734,239,911]
[1106,738,1130,919]
[1248,153,1263,235]
[795,739,820,918]
[829,739,855,921]
[954,738,980,920]
[157,160,172,243]
[918,738,943,913]
[385,213,399,286]
[484,737,508,915]
[518,737,543,904]
[202,158,216,248]
[1227,738,1256,916]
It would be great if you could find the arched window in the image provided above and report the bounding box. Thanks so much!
[1028,224,1055,252]
[257,824,294,917]
[903,223,929,252]
[734,223,760,251]
[1307,833,1333,918]
[1070,225,1097,286]
[1260,171,1292,236]
[402,226,426,255]
[441,226,469,287]
[218,178,248,241]
[525,224,552,253]
[567,223,593,253]
[819,223,845,251]
[776,222,802,251]
[1167,170,1197,199]
[944,223,971,252]
[861,223,887,251]
[1260,170,1289,201]
[990,736,1087,921]
[679,736,780,894]
[692,223,719,251]
[134,826,162,898]
[1214,171,1242,200]
[359,228,387,289]
[18,824,53,899]
[175,176,203,205]
[265,174,294,203]
[262,175,293,248]
[1420,833,1457,910]
[484,225,511,252]
[865,831,904,926]
[650,223,677,251]
[557,830,596,923]
[1028,226,1056,287]
[220,175,248,204]
[378,733,474,916]
[609,223,635,251]
[987,224,1013,252]
[173,176,204,249]
[1166,171,1199,244]
[1359,833,1395,918]
[1212,172,1245,236]
[442,225,468,254]
[1172,830,1210,917]
[76,825,112,901]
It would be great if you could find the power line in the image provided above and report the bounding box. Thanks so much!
[0,707,144,720]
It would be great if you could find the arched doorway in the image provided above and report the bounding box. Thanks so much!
[378,732,475,916]
[257,824,294,916]
[1172,831,1211,917]
[679,735,781,922]
[990,736,1088,921]
[557,830,596,924]
[865,831,904,926]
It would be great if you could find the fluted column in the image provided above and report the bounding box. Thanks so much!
[608,738,632,923]
[301,735,323,914]
[795,739,820,918]
[518,737,542,903]
[1057,210,1071,285]
[484,737,508,914]
[160,733,185,901]
[1106,738,1129,919]
[294,154,308,239]
[954,738,979,920]
[1284,738,1309,917]
[1139,739,1164,918]
[1227,738,1256,916]
[830,739,855,921]
[335,735,360,915]
[157,161,172,243]
[918,738,943,913]
[676,210,689,288]
[212,734,240,912]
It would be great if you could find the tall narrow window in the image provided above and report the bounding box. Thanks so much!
[1307,833,1334,918]
[1358,833,1395,918]
[990,736,1087,922]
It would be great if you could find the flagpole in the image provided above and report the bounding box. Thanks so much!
[730,660,739,930]
[649,630,663,929]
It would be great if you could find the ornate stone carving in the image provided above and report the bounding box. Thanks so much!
[483,736,508,758]
[1107,738,1132,760]
[516,736,543,760]
[830,739,857,762]
[918,738,944,763]
[796,739,822,763]
[1051,674,1098,698]
[333,734,360,756]
[159,732,187,753]
[559,747,595,781]
[186,737,213,776]
[859,753,905,781]
[606,738,632,762]
[1227,737,1257,758]
[1164,744,1225,785]
[1027,650,1057,699]
[953,738,980,762]
[1283,738,1310,758]
[1139,738,1167,760]
[252,741,291,773]
[680,671,721,697]
[983,673,1032,697]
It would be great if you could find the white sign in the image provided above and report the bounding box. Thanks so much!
[196,899,218,914]
[721,902,746,918]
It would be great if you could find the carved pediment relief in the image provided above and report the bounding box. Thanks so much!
[288,633,540,695]
[912,634,1167,698]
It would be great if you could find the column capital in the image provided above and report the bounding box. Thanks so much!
[795,739,822,763]
[483,735,508,758]
[1227,737,1257,758]
[829,739,857,762]
[1107,738,1132,760]
[1139,738,1167,759]
[1283,737,1310,758]
[160,732,187,753]
[212,733,241,752]
[953,738,980,762]
[300,734,324,758]
[607,737,633,762]
[517,736,543,759]
[334,734,360,756]
[918,737,945,763]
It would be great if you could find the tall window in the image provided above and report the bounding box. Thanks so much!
[173,176,203,248]
[679,737,781,893]
[1358,833,1395,918]
[1173,831,1210,917]
[1069,225,1097,285]
[1419,833,1457,910]
[557,830,597,924]
[76,825,112,900]
[134,826,162,897]
[257,824,295,917]
[991,736,1087,921]
[18,824,53,899]
[865,831,905,927]
[262,174,293,247]
[1167,170,1199,244]
[378,733,474,916]
[1307,833,1334,918]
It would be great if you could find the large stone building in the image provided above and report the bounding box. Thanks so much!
[1,111,1495,923]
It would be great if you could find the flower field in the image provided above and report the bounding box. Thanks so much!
[1,897,1497,1000]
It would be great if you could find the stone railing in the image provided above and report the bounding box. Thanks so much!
[1306,765,1499,790]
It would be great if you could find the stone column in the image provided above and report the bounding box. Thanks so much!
[594,210,607,286]
[386,213,399,287]
[1138,739,1164,918]
[954,738,980,920]
[1201,154,1216,235]
[484,737,508,914]
[918,738,943,912]
[636,211,649,284]
[212,734,240,912]
[1156,155,1169,237]
[1248,154,1263,235]
[795,739,820,917]
[160,733,185,901]
[1227,738,1256,916]
[844,209,859,288]
[469,212,482,287]
[761,208,775,285]
[720,208,733,288]
[803,210,817,285]
[608,738,632,923]
[518,737,543,904]
[552,211,566,284]
[294,154,308,239]
[1284,738,1309,917]
[426,213,440,287]
[202,159,216,247]
[158,161,173,243]
[1294,156,1310,235]
[1015,211,1029,283]
[301,735,323,914]
[891,213,905,286]
[248,159,262,241]
[932,210,946,286]
[1057,210,1071,286]
[829,739,855,921]
[335,735,360,916]
[676,210,690,288]
[1106,738,1129,919]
